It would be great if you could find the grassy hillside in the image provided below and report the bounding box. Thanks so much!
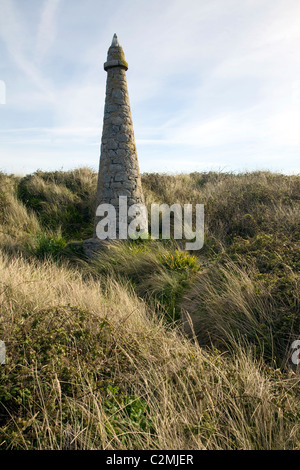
[0,168,299,449]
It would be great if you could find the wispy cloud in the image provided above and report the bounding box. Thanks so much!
[0,0,55,98]
[35,0,61,63]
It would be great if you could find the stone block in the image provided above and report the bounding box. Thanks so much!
[115,172,128,182]
[116,148,127,157]
[109,164,123,172]
[107,139,118,150]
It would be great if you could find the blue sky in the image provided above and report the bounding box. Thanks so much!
[0,0,299,175]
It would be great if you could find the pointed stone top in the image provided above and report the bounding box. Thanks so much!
[111,33,120,47]
[104,34,128,71]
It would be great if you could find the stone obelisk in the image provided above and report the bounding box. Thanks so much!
[97,34,146,228]
[84,34,146,256]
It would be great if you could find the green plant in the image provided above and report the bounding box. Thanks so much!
[27,232,67,259]
[104,385,154,443]
[161,250,201,272]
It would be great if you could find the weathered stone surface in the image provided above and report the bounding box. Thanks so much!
[82,238,106,258]
[107,139,118,150]
[114,172,128,182]
[109,164,123,172]
[116,149,127,157]
[103,174,112,183]
[111,116,123,126]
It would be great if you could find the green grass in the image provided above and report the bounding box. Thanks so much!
[0,168,299,449]
[87,240,200,321]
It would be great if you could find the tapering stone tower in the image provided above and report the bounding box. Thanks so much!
[91,33,146,242]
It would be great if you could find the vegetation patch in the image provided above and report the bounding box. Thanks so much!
[0,169,299,449]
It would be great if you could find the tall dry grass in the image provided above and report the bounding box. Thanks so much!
[0,253,299,449]
[142,171,300,244]
[0,169,299,450]
[181,258,300,364]
[17,167,97,239]
[0,172,40,254]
